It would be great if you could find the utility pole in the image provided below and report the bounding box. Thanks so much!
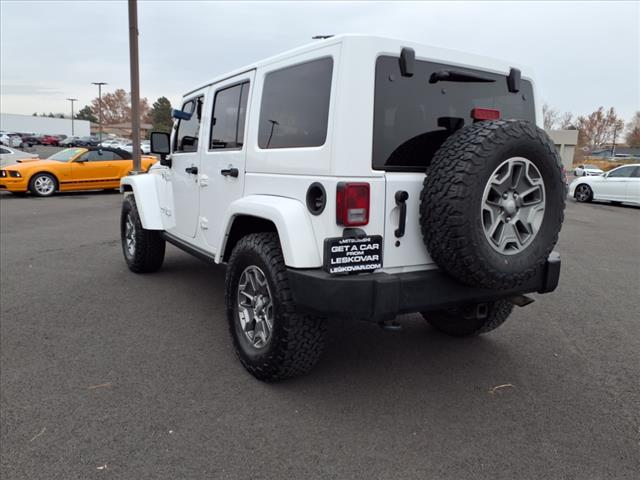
[128,0,142,173]
[611,124,618,160]
[91,82,108,143]
[66,98,77,136]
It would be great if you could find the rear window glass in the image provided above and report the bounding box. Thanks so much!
[258,57,333,149]
[373,56,535,171]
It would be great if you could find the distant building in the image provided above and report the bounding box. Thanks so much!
[547,129,579,170]
[0,113,90,137]
[91,121,153,139]
[590,147,640,159]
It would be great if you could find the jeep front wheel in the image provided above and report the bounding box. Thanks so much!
[225,232,327,381]
[422,300,513,337]
[120,195,165,273]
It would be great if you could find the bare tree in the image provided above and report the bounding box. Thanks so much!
[543,103,559,130]
[626,111,640,147]
[574,107,625,150]
[558,112,574,129]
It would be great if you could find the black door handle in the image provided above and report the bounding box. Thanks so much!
[221,167,239,178]
[185,166,198,175]
[394,190,409,238]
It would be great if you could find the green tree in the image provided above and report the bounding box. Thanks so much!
[76,105,97,123]
[150,96,173,134]
[32,112,37,116]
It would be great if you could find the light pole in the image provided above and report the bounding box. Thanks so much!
[66,98,77,136]
[91,82,107,143]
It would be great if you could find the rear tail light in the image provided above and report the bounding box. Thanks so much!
[336,182,370,227]
[471,108,501,121]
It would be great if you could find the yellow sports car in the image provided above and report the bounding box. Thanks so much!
[0,147,157,197]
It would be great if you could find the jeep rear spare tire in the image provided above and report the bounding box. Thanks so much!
[420,120,565,289]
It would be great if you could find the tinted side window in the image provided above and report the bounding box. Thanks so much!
[0,148,9,154]
[258,57,333,149]
[608,166,634,178]
[175,97,203,153]
[632,167,640,178]
[210,82,249,150]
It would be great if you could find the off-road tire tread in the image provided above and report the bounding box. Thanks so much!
[225,233,327,381]
[121,195,165,273]
[419,120,565,289]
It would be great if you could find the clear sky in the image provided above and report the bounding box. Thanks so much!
[1,0,638,122]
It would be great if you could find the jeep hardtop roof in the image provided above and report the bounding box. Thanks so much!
[184,34,535,97]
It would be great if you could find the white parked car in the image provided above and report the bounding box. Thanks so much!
[570,164,640,205]
[574,164,604,177]
[141,140,151,154]
[0,146,38,166]
[119,35,565,381]
[99,139,121,148]
[0,132,22,148]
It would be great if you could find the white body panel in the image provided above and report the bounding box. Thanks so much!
[120,173,168,229]
[217,194,322,268]
[200,70,255,250]
[122,34,539,270]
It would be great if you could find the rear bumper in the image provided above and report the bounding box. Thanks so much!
[288,252,560,322]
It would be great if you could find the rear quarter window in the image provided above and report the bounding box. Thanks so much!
[373,56,535,171]
[258,57,333,149]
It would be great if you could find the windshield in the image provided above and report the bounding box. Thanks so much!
[373,56,535,171]
[583,165,598,169]
[48,148,85,162]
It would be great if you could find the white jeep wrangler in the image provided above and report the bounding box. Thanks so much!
[120,35,564,381]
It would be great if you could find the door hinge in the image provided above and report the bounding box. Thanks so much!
[200,217,209,230]
[161,207,172,217]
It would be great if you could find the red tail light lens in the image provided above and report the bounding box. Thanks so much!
[471,108,501,121]
[336,182,370,227]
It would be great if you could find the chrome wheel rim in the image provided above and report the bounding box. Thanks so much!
[124,213,136,257]
[575,185,590,202]
[481,157,545,255]
[236,266,273,349]
[34,175,54,195]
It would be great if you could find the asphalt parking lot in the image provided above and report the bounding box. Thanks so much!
[1,191,639,479]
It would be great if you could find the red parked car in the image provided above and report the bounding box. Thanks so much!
[40,135,60,146]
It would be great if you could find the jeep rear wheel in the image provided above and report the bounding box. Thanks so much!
[225,233,327,381]
[420,120,565,289]
[422,300,513,337]
[120,195,165,273]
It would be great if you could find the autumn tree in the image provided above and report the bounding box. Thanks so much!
[150,96,173,134]
[90,88,150,125]
[76,105,97,123]
[626,111,640,147]
[574,107,625,150]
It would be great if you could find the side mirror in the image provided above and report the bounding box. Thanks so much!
[75,157,88,163]
[150,131,171,167]
[171,108,192,121]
